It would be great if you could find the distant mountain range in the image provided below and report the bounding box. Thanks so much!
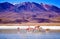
[0,2,60,23]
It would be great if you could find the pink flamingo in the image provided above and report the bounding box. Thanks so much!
[34,26,41,32]
[26,26,34,32]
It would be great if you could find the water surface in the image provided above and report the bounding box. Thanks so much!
[0,32,60,39]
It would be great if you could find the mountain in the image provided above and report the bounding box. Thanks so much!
[39,3,60,13]
[0,2,14,12]
[15,2,46,12]
[0,2,60,13]
[49,5,60,13]
[0,2,60,23]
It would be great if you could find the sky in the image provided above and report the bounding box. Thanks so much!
[0,0,60,8]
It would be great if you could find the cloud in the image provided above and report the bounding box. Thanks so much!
[13,3,17,5]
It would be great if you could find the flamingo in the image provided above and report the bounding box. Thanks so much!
[34,26,42,32]
[26,26,34,32]
[45,28,50,33]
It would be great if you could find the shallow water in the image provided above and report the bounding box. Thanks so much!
[0,32,60,39]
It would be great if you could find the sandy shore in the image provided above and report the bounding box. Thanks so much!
[0,23,60,26]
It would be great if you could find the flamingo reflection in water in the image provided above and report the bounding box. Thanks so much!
[17,27,20,33]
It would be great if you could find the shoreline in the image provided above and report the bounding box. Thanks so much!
[0,23,60,26]
[0,26,60,29]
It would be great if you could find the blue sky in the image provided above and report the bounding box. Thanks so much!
[0,0,60,8]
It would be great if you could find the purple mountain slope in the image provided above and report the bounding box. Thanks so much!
[0,2,15,12]
[0,2,60,13]
[15,2,48,13]
[50,5,60,13]
[0,2,60,23]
